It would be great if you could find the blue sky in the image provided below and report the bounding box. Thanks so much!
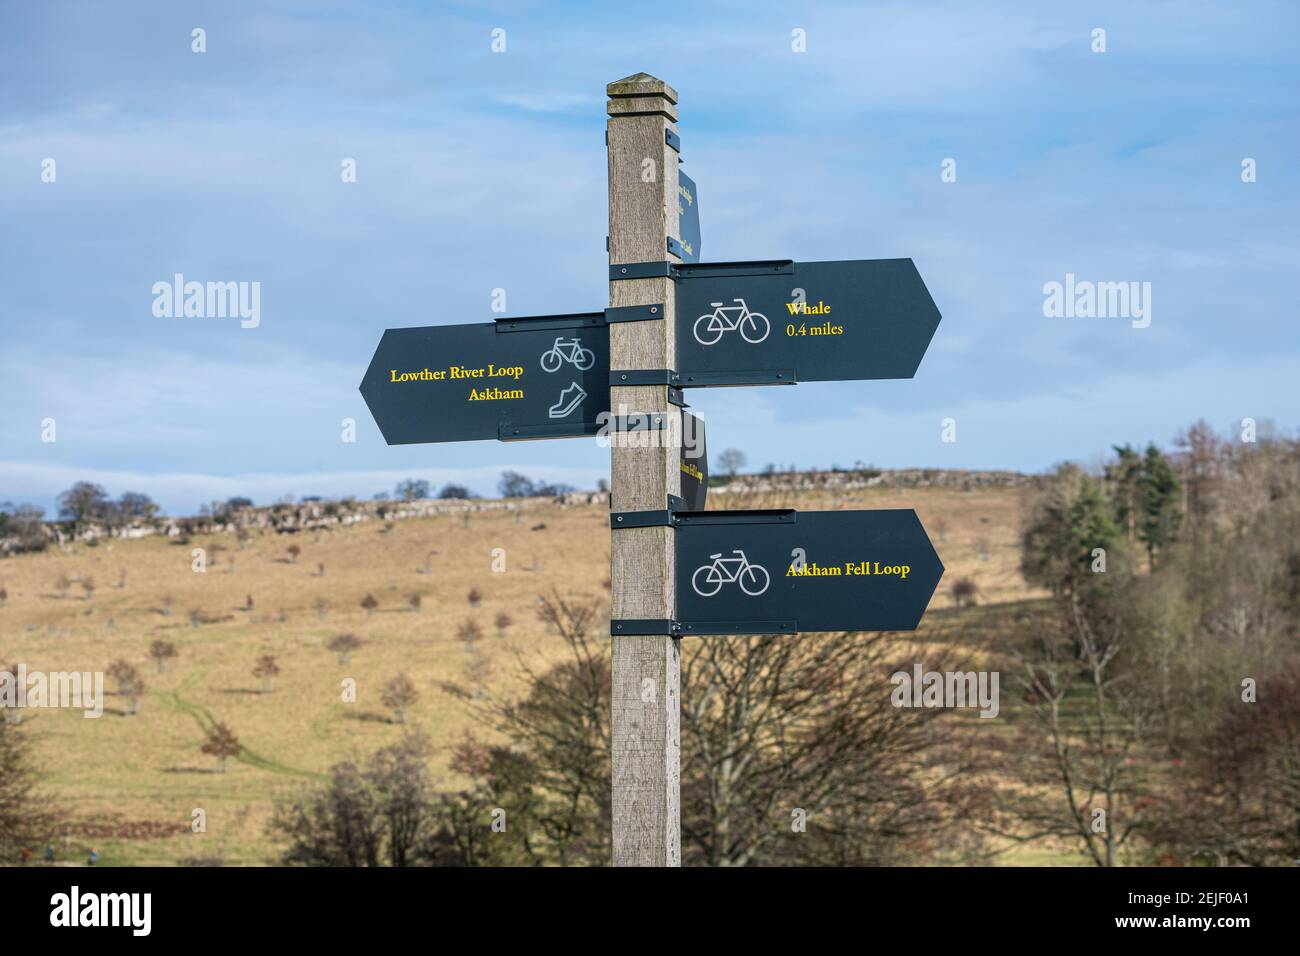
[2,1,1297,516]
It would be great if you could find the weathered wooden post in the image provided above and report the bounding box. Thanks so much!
[606,72,682,867]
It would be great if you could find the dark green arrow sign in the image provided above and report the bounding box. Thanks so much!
[673,171,701,263]
[679,410,707,510]
[670,258,940,387]
[360,314,610,444]
[670,508,943,634]
[363,260,941,443]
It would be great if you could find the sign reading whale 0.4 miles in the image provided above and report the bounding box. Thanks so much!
[360,314,611,444]
[672,258,940,386]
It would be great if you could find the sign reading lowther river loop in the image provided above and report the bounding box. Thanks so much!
[360,314,611,443]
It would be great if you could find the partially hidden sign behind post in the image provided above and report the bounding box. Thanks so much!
[679,410,707,511]
[673,508,943,634]
[360,314,611,444]
[674,172,701,263]
[673,258,940,386]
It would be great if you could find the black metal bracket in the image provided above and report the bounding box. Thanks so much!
[675,260,793,279]
[610,510,673,529]
[674,508,796,526]
[610,494,689,529]
[611,507,795,529]
[494,312,606,333]
[610,619,799,637]
[608,370,689,406]
[604,304,664,323]
[677,620,799,636]
[611,619,682,636]
[610,261,677,281]
[665,128,681,153]
[677,369,797,387]
[610,369,681,387]
[666,236,689,259]
[611,259,795,283]
[498,422,602,441]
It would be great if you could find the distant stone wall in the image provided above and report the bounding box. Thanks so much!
[10,493,609,550]
[3,469,1035,552]
[712,467,1037,495]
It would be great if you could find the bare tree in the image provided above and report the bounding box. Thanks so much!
[272,735,432,867]
[437,592,610,866]
[381,674,420,724]
[467,587,483,608]
[81,577,95,600]
[272,759,382,866]
[717,448,747,477]
[992,584,1157,866]
[456,620,483,650]
[1149,660,1300,865]
[1173,419,1221,537]
[679,631,981,866]
[108,660,146,715]
[201,722,242,772]
[361,593,378,616]
[494,612,512,639]
[148,640,177,674]
[439,592,983,867]
[328,634,364,665]
[950,577,978,608]
[253,654,280,693]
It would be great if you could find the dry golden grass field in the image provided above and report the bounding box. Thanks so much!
[0,483,1045,865]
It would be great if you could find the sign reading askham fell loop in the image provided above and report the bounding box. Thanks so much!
[669,258,941,386]
[671,508,943,634]
[360,314,611,444]
[678,410,708,511]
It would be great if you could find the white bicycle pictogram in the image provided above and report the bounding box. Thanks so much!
[693,298,770,346]
[540,337,596,373]
[691,549,771,597]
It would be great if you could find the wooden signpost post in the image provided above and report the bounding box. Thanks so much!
[605,72,684,867]
[359,72,944,867]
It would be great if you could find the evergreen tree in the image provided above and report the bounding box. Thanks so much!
[1104,444,1142,543]
[1021,464,1122,597]
[1137,444,1182,570]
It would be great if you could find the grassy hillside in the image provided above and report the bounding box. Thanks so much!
[0,483,1043,865]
